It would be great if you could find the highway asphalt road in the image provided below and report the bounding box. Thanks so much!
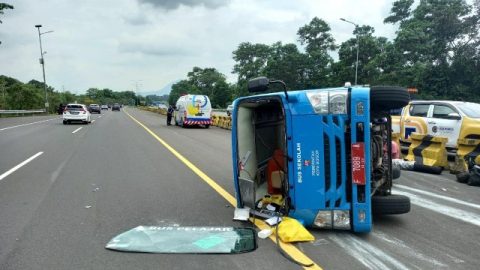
[1,108,479,270]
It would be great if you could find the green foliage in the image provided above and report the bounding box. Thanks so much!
[297,17,337,53]
[0,75,142,113]
[169,67,232,108]
[0,3,13,24]
[189,1,480,105]
[384,0,414,24]
[0,3,13,44]
[264,42,309,90]
[232,42,271,83]
[381,0,480,101]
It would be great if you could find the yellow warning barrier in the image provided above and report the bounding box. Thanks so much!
[217,116,225,128]
[221,116,228,129]
[456,138,480,171]
[223,117,231,129]
[211,115,218,126]
[209,115,232,130]
[405,133,448,167]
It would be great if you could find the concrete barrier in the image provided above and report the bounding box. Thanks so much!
[211,115,219,126]
[454,138,480,172]
[405,133,448,167]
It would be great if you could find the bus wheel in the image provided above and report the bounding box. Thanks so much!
[372,194,410,215]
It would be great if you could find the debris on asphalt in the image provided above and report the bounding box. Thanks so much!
[233,207,250,221]
[265,216,282,226]
[265,204,276,211]
[441,188,447,191]
[106,226,257,254]
[312,239,329,246]
[93,187,100,192]
[276,217,314,243]
[258,229,272,239]
[85,205,92,209]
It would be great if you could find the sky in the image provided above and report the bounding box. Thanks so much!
[0,0,399,94]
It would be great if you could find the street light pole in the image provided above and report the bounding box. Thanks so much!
[35,25,53,113]
[132,80,142,106]
[340,18,360,85]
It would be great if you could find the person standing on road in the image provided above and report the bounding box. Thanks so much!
[167,105,174,126]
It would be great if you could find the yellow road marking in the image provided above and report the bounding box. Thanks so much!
[124,109,322,270]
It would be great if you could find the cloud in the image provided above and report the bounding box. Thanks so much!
[0,0,399,94]
[118,41,193,56]
[138,0,231,10]
[123,14,151,25]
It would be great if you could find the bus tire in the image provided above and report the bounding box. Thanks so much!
[370,86,410,112]
[372,194,410,215]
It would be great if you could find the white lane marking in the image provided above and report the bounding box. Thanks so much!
[0,118,59,131]
[372,231,447,267]
[0,152,44,181]
[98,116,102,118]
[329,234,410,270]
[395,184,480,210]
[92,120,96,123]
[394,190,480,227]
[72,127,83,134]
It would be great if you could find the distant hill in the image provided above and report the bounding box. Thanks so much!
[139,80,180,97]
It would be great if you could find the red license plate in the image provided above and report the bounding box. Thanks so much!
[351,143,366,185]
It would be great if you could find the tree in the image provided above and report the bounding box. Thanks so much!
[384,0,414,24]
[297,17,336,54]
[168,67,233,108]
[297,17,336,88]
[0,3,13,45]
[168,79,198,105]
[384,0,480,100]
[264,42,309,90]
[335,25,390,85]
[232,42,271,82]
[0,3,13,24]
[186,67,231,108]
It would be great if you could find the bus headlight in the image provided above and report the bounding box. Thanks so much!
[333,210,351,230]
[313,210,351,229]
[307,90,348,114]
[313,211,332,228]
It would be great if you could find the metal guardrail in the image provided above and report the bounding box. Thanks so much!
[0,109,46,114]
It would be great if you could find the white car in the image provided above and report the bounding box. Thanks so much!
[63,104,91,125]
[226,104,233,116]
[101,104,108,110]
[158,104,168,110]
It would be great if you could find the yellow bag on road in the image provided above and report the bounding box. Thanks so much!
[276,217,315,243]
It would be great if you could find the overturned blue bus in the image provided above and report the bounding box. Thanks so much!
[231,78,410,233]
